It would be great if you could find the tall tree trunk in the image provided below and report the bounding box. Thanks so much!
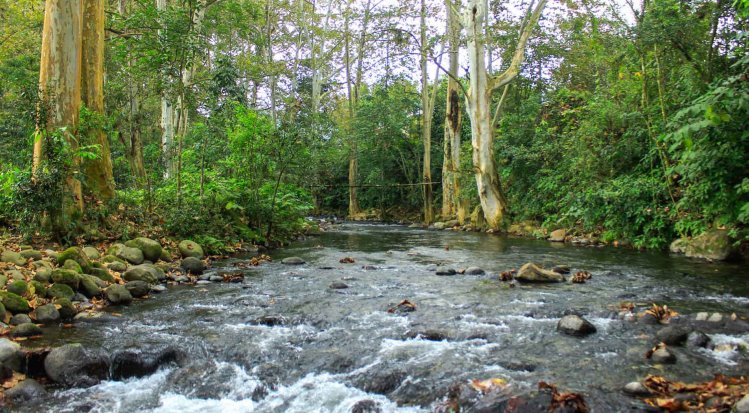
[344,0,360,217]
[81,0,115,202]
[420,0,434,224]
[442,0,462,220]
[121,0,146,184]
[35,0,84,219]
[266,0,277,124]
[157,0,176,178]
[463,0,547,229]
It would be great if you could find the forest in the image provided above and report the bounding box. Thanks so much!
[0,0,747,251]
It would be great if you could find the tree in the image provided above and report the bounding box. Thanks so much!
[80,0,115,201]
[441,0,462,221]
[461,0,547,229]
[419,0,441,224]
[34,0,84,219]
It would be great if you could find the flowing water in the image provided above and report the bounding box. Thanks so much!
[20,223,749,412]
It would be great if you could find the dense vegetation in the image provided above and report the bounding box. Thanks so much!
[0,0,747,250]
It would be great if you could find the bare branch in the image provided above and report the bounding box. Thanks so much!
[490,0,548,91]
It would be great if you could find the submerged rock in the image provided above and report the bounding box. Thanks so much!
[557,315,597,336]
[329,282,349,289]
[435,267,456,276]
[4,378,47,402]
[686,331,713,349]
[10,323,42,338]
[655,326,690,346]
[623,381,652,396]
[515,263,565,283]
[650,347,676,364]
[111,347,186,380]
[351,399,382,413]
[464,267,485,275]
[44,343,109,387]
[10,314,32,326]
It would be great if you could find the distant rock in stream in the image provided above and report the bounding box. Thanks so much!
[282,257,305,265]
[44,344,109,387]
[557,315,597,336]
[515,263,565,283]
[435,267,456,276]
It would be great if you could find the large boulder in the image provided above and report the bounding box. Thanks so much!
[44,343,109,387]
[0,292,31,314]
[123,264,163,284]
[7,280,28,296]
[178,240,204,259]
[124,237,163,262]
[557,315,597,337]
[685,229,733,261]
[105,284,132,305]
[515,263,565,283]
[1,250,25,266]
[548,229,566,242]
[107,243,144,265]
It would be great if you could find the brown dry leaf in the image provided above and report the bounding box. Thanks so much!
[339,257,355,264]
[538,381,589,413]
[499,270,516,282]
[571,271,592,283]
[2,372,26,389]
[470,378,507,393]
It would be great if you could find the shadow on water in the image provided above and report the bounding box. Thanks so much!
[21,223,749,413]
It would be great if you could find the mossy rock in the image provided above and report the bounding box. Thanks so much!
[5,270,24,282]
[63,259,83,274]
[19,250,42,261]
[101,254,126,264]
[105,261,127,273]
[178,240,204,259]
[56,247,91,272]
[30,281,47,298]
[79,275,103,298]
[108,243,144,265]
[33,269,52,283]
[0,292,31,314]
[0,250,26,266]
[82,247,100,260]
[124,237,163,262]
[0,302,5,320]
[51,269,80,289]
[10,323,42,338]
[54,298,76,320]
[89,268,115,283]
[48,284,75,301]
[122,264,160,284]
[7,280,27,296]
[105,284,132,305]
[685,229,734,261]
[0,275,7,286]
[159,248,173,262]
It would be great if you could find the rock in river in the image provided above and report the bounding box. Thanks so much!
[464,267,485,275]
[44,343,109,387]
[435,267,456,276]
[557,315,597,336]
[650,347,676,364]
[4,378,46,402]
[329,282,349,289]
[655,326,690,346]
[180,257,205,275]
[515,263,565,283]
[35,303,61,324]
[282,257,305,265]
[10,323,42,338]
[105,284,133,305]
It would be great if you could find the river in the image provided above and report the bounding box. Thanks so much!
[21,223,749,412]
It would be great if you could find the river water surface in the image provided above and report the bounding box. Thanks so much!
[23,223,749,412]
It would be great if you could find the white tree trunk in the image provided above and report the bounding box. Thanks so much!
[462,0,547,229]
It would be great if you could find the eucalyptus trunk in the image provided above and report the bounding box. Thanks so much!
[81,0,115,201]
[462,0,547,229]
[35,0,84,218]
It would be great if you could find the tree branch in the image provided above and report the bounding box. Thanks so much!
[490,0,548,91]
